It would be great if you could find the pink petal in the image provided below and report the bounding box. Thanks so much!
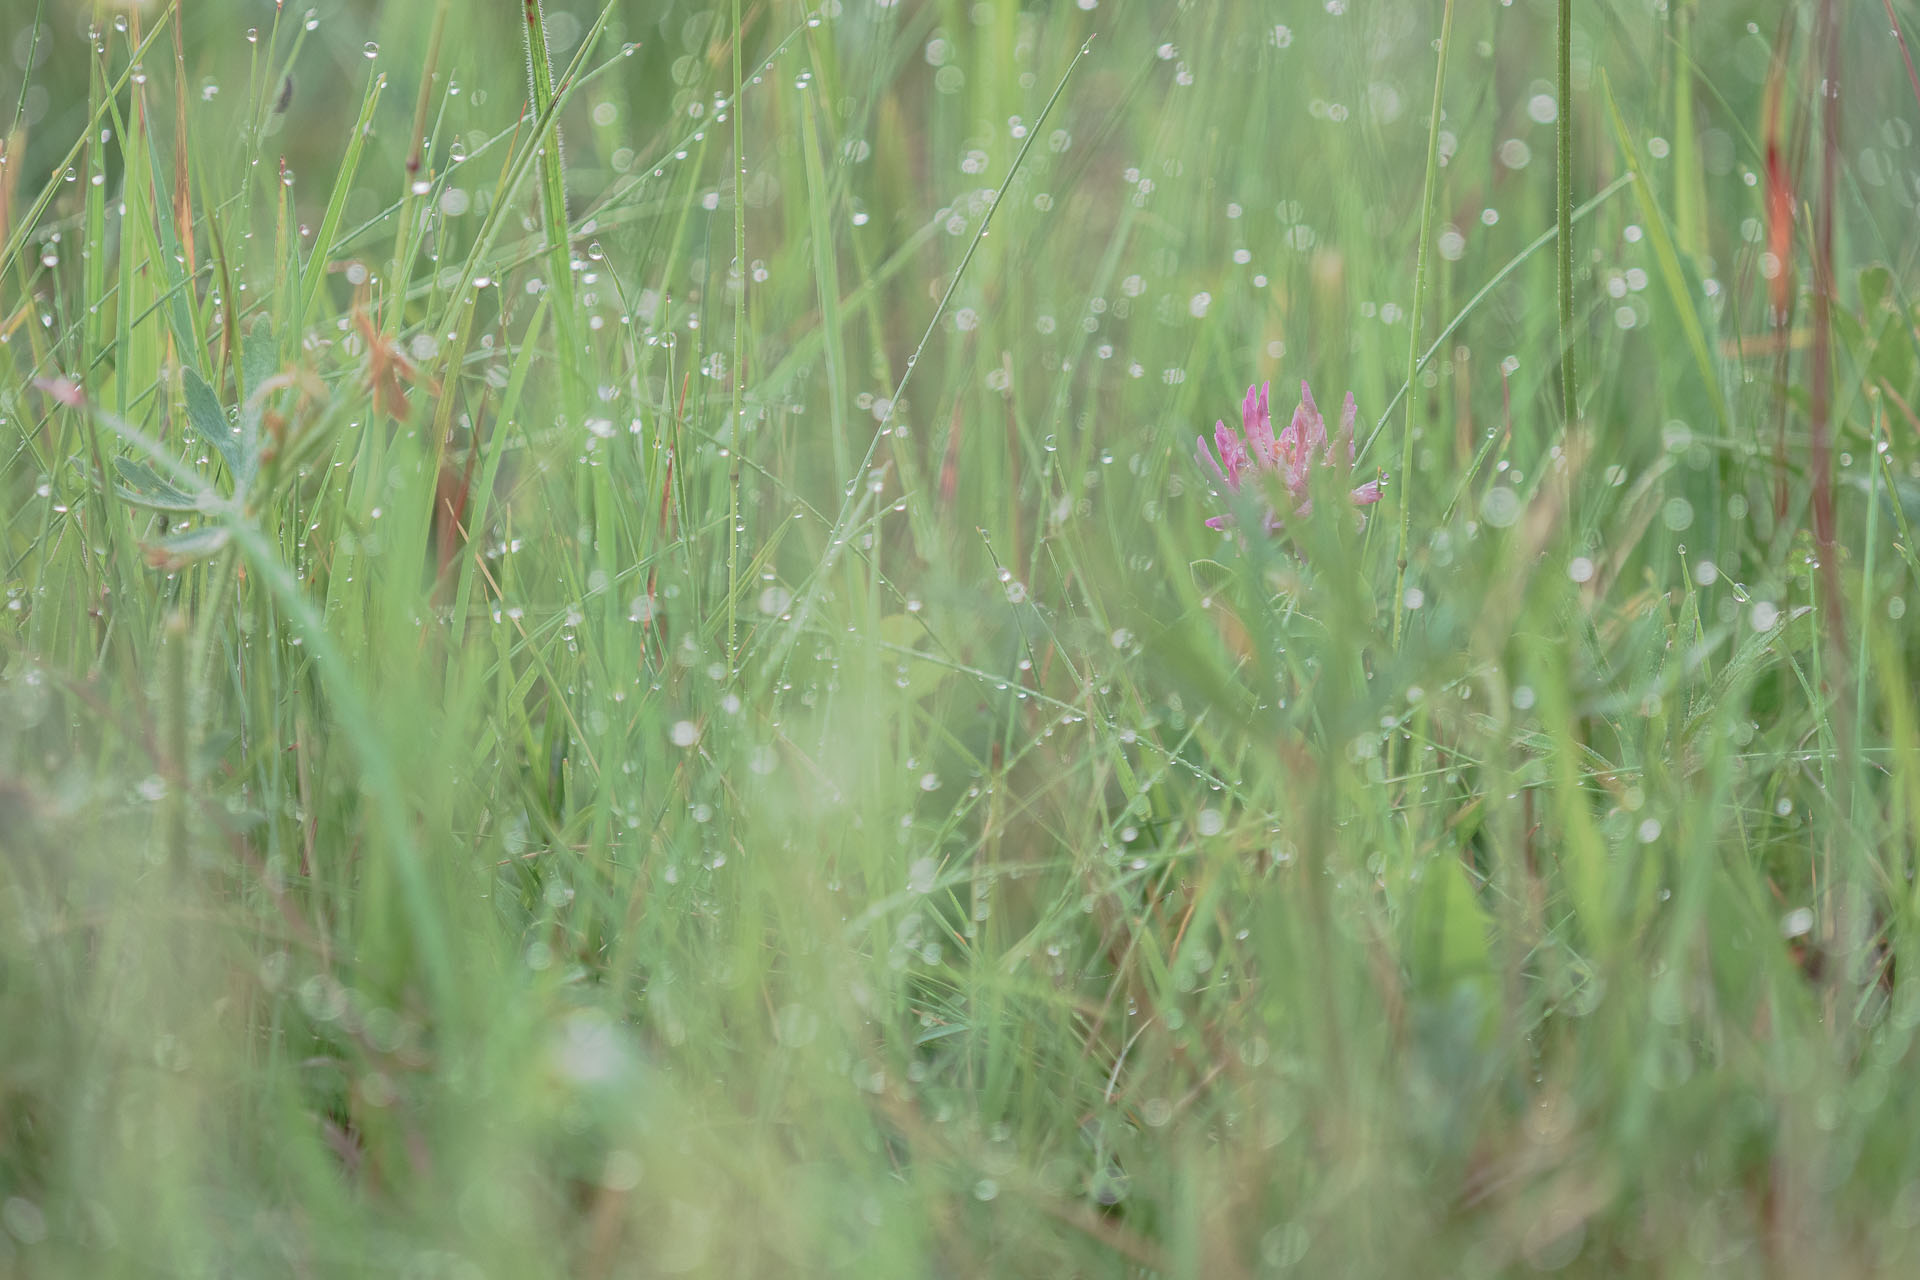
[1195,434,1224,483]
[1274,426,1300,476]
[1332,392,1359,465]
[1293,380,1326,456]
[33,377,85,408]
[1198,380,1383,537]
[1243,382,1276,467]
[1213,419,1247,487]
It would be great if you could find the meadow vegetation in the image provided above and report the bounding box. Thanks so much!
[4,0,1920,1274]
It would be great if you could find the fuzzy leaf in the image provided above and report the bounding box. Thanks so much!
[242,316,278,397]
[239,318,281,448]
[142,525,231,571]
[112,456,204,512]
[183,367,253,489]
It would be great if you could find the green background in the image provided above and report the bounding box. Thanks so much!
[5,1,1920,1275]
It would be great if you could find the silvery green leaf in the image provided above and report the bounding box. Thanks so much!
[141,525,231,570]
[183,367,255,489]
[112,456,204,512]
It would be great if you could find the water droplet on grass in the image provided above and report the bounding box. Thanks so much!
[908,858,937,894]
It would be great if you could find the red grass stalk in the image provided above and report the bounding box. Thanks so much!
[1883,0,1920,114]
[1809,0,1843,653]
[170,9,195,285]
[1762,15,1803,521]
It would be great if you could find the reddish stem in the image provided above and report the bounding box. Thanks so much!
[1810,0,1844,648]
[1883,0,1920,114]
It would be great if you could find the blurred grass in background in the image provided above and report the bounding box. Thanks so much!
[5,0,1920,1274]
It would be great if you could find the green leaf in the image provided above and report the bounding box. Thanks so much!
[112,456,203,512]
[1855,270,1917,394]
[875,614,958,703]
[239,318,281,448]
[1408,854,1493,985]
[141,525,231,570]
[1860,264,1894,317]
[1598,72,1730,436]
[241,315,277,400]
[183,367,252,489]
[1869,312,1916,396]
[299,73,385,327]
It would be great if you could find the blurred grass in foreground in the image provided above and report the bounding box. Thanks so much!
[5,0,1920,1274]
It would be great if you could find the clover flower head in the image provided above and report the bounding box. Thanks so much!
[1196,380,1383,531]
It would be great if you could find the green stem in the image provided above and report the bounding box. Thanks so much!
[1853,400,1880,828]
[1556,0,1577,435]
[523,1,571,305]
[164,609,189,870]
[764,38,1094,684]
[1360,174,1633,463]
[728,0,746,671]
[523,0,580,423]
[1391,0,1455,653]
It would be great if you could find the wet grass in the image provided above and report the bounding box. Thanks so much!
[4,0,1920,1275]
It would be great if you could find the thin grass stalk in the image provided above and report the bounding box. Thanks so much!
[729,0,746,670]
[523,0,579,406]
[0,9,175,282]
[1391,0,1455,652]
[406,0,453,182]
[297,70,385,328]
[164,609,189,870]
[1556,0,1576,436]
[5,0,42,135]
[1811,0,1853,1004]
[1810,0,1849,799]
[169,1,195,285]
[1854,398,1882,822]
[1360,174,1633,464]
[1883,0,1920,113]
[1810,0,1840,638]
[765,38,1094,681]
[523,0,571,298]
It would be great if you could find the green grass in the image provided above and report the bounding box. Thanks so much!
[5,0,1920,1274]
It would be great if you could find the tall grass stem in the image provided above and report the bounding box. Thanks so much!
[729,0,747,669]
[1391,0,1455,652]
[1556,0,1577,436]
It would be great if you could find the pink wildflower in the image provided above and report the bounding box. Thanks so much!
[33,377,86,409]
[1196,380,1382,531]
